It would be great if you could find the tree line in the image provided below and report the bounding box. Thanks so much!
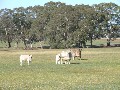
[0,1,120,48]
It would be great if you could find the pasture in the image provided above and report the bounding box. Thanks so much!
[0,48,120,90]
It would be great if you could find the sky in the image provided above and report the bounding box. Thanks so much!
[0,0,120,9]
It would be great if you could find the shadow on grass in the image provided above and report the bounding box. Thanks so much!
[76,58,88,60]
[81,58,88,60]
[71,62,80,64]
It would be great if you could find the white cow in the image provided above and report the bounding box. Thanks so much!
[20,55,32,66]
[56,51,72,64]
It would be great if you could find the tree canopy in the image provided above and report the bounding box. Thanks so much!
[0,1,120,48]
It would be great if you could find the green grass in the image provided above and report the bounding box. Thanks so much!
[86,38,120,46]
[0,38,120,48]
[0,48,120,90]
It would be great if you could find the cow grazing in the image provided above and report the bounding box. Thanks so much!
[70,48,82,60]
[56,51,72,64]
[20,55,32,66]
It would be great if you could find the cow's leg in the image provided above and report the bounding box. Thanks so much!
[56,60,60,64]
[60,58,63,64]
[65,61,67,64]
[72,53,75,60]
[67,60,70,64]
[20,60,22,66]
[68,61,70,64]
[73,56,75,60]
[67,59,70,64]
[67,61,69,64]
[27,60,30,65]
[58,60,60,64]
[56,59,58,64]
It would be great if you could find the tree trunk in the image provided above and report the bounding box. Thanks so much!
[82,41,86,48]
[8,41,11,48]
[90,36,93,48]
[7,36,11,48]
[107,39,111,46]
[23,40,27,49]
[30,43,33,48]
[16,42,18,48]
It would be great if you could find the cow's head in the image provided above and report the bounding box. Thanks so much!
[56,54,61,64]
[29,55,32,61]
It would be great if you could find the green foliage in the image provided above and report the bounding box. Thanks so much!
[0,2,120,48]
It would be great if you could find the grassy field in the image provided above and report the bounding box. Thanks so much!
[0,48,120,90]
[0,38,120,48]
